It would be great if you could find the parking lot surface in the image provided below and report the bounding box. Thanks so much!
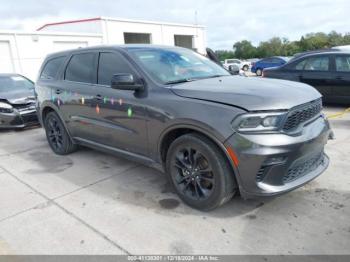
[0,106,349,255]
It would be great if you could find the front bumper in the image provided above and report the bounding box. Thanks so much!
[225,115,332,198]
[0,109,39,129]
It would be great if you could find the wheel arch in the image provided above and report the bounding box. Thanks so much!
[40,104,74,140]
[158,124,239,183]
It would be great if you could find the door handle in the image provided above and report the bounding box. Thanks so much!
[55,89,62,95]
[95,94,102,100]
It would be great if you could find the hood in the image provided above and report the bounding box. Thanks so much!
[0,89,35,104]
[170,76,321,111]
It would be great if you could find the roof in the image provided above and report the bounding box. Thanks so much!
[43,44,189,59]
[0,30,102,38]
[37,16,205,31]
[291,49,350,61]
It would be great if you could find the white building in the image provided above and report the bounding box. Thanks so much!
[0,17,206,80]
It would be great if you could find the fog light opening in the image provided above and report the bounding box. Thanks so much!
[262,156,287,166]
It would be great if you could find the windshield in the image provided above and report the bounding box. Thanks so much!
[0,75,34,92]
[128,48,230,84]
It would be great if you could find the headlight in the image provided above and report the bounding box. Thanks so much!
[0,102,14,113]
[232,112,287,132]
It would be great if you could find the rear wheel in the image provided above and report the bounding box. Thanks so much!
[256,68,263,76]
[44,111,77,155]
[166,133,236,211]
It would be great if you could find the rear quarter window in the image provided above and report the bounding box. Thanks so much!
[40,56,65,80]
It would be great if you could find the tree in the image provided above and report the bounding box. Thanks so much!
[215,31,350,59]
[233,40,257,59]
[214,50,235,61]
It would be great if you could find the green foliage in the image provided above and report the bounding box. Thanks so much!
[215,31,350,60]
[233,40,257,59]
[214,50,235,61]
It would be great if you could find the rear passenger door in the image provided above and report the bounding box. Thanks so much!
[332,55,350,103]
[92,51,148,156]
[300,55,333,99]
[60,51,99,141]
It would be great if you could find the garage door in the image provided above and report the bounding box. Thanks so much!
[0,41,15,73]
[174,35,193,49]
[53,41,88,52]
[124,33,151,44]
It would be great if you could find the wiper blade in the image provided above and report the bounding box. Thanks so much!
[205,74,229,79]
[164,78,196,85]
[164,75,229,85]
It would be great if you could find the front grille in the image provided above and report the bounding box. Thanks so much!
[256,166,267,182]
[283,153,324,183]
[283,99,322,132]
[12,103,36,112]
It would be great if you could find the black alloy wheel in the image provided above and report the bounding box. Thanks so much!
[173,147,215,201]
[166,133,236,211]
[44,111,77,155]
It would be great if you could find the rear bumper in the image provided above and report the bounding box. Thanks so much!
[225,116,332,198]
[0,110,39,129]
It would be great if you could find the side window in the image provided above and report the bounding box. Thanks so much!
[304,56,329,71]
[65,53,96,83]
[40,57,65,80]
[98,52,134,86]
[335,56,350,72]
[295,59,307,70]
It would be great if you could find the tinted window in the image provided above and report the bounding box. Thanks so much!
[304,56,329,71]
[227,59,239,64]
[40,57,65,80]
[98,52,134,85]
[295,59,307,70]
[65,53,95,83]
[335,56,350,72]
[271,58,282,63]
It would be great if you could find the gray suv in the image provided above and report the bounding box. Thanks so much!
[36,45,332,210]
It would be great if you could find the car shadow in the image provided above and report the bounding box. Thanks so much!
[0,127,344,221]
[5,139,273,218]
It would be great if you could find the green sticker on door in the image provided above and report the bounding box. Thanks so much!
[127,107,133,117]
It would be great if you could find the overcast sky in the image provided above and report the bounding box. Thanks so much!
[1,0,349,50]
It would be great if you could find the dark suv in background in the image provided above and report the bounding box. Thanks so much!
[36,45,332,210]
[263,50,350,104]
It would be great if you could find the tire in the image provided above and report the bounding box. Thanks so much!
[44,111,77,155]
[256,68,263,76]
[165,133,236,211]
[243,65,249,71]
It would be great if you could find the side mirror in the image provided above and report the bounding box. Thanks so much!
[228,64,240,75]
[111,74,144,91]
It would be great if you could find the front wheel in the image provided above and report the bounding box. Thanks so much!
[166,134,236,211]
[243,65,249,71]
[44,111,77,155]
[256,68,263,76]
